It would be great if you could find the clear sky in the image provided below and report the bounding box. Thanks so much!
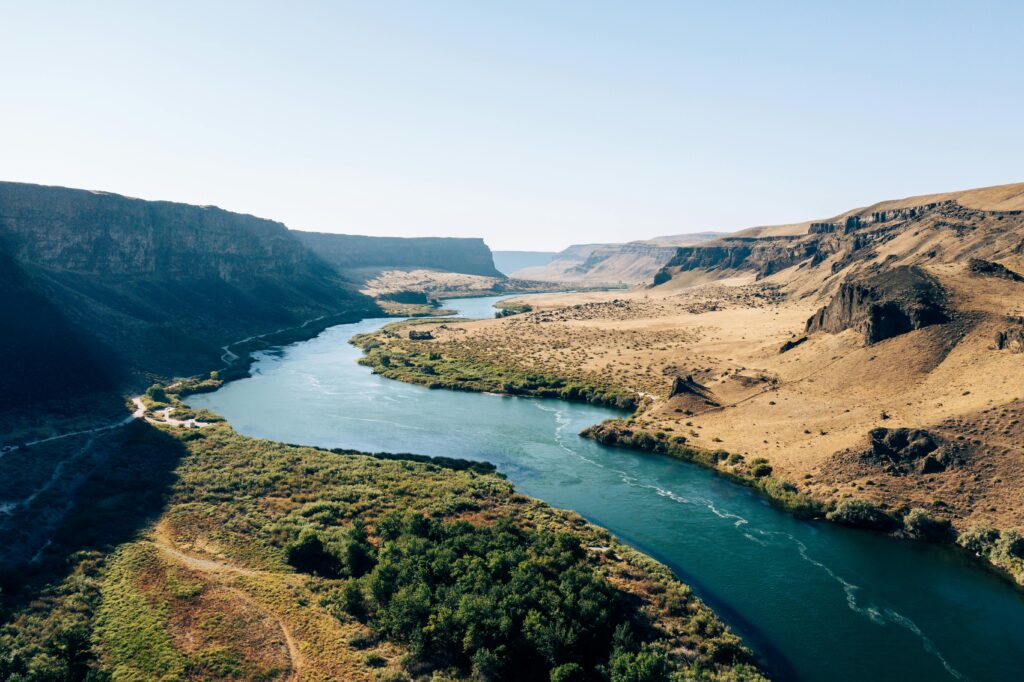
[1,2,1021,251]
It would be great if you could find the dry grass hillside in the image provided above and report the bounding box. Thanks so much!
[357,182,1024,582]
[513,233,721,284]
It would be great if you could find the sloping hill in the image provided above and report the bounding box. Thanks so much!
[655,183,1024,289]
[513,232,722,283]
[0,182,378,408]
[386,181,1024,582]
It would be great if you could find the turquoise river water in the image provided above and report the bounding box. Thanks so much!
[189,294,1024,681]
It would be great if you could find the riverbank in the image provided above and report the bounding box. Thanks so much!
[0,403,767,681]
[1,298,770,680]
[351,315,1024,589]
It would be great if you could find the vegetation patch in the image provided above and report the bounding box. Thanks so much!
[1,417,766,681]
[353,327,638,411]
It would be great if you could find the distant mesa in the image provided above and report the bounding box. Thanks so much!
[513,232,723,284]
[295,231,502,279]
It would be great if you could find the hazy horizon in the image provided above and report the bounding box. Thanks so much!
[2,2,1022,250]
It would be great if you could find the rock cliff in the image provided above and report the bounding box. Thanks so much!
[0,182,378,407]
[652,185,1024,291]
[804,267,948,344]
[295,232,502,278]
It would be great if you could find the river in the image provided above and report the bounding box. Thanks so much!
[188,294,1024,682]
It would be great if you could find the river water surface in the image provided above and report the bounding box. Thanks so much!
[189,294,1024,682]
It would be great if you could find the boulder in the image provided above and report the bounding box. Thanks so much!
[995,328,1024,353]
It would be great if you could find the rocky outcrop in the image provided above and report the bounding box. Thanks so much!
[667,375,719,412]
[859,427,968,475]
[408,330,434,340]
[0,182,378,407]
[652,191,1024,289]
[655,236,828,283]
[295,232,502,278]
[968,258,1024,281]
[805,266,948,344]
[779,336,808,353]
[0,183,319,281]
[995,327,1024,353]
[869,201,948,225]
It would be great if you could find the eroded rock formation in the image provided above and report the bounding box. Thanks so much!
[995,327,1024,353]
[968,258,1024,281]
[805,266,948,344]
[859,427,968,475]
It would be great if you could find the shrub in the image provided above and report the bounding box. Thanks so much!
[902,508,953,542]
[609,647,669,682]
[826,499,898,531]
[286,530,342,578]
[550,662,586,682]
[145,384,168,403]
[344,520,376,578]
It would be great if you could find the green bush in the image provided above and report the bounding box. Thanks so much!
[902,508,953,542]
[826,499,898,531]
[145,384,168,403]
[286,530,342,578]
[550,661,586,682]
[359,513,637,679]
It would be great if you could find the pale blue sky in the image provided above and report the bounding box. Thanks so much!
[1,1,1021,250]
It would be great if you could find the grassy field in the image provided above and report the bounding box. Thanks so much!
[0,414,766,681]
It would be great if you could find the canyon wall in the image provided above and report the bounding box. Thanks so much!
[0,182,377,407]
[295,232,502,278]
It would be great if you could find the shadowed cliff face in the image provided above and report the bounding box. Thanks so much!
[805,267,948,344]
[294,231,502,278]
[0,182,379,407]
[0,249,119,407]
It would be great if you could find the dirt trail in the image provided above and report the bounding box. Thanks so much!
[151,522,304,679]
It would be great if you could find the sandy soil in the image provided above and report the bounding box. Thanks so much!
[396,262,1024,533]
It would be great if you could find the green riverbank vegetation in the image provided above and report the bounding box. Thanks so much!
[352,322,638,411]
[582,419,1024,587]
[0,411,766,681]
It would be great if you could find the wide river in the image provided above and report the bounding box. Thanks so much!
[190,294,1024,682]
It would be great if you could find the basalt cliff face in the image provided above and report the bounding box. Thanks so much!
[295,231,502,278]
[804,266,949,344]
[0,182,378,408]
[654,186,1024,298]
